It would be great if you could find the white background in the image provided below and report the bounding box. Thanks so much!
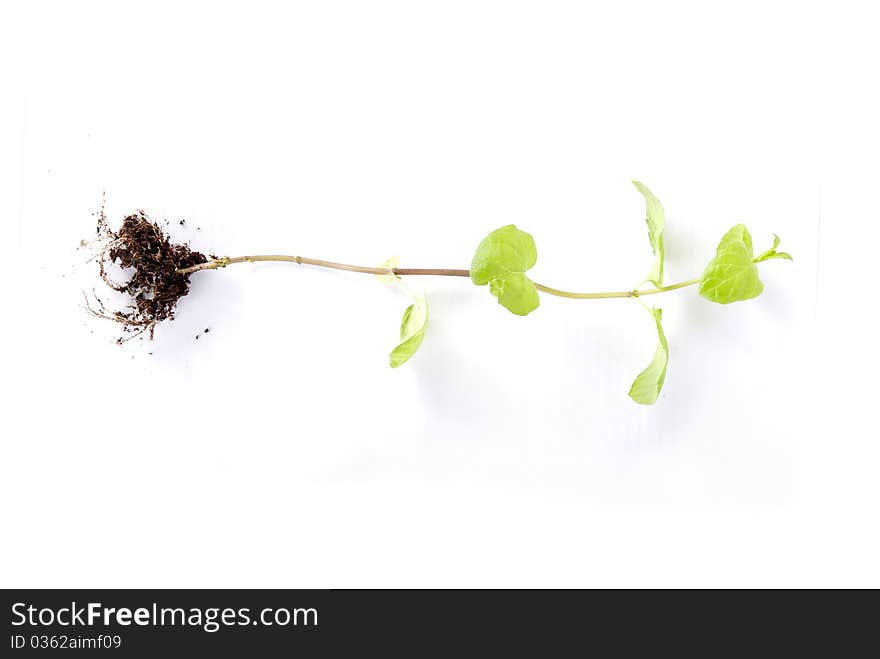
[1,1,877,587]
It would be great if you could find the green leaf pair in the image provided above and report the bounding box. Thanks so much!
[754,234,793,264]
[469,225,540,316]
[628,181,669,404]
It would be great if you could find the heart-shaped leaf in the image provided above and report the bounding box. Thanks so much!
[699,224,764,304]
[470,225,540,316]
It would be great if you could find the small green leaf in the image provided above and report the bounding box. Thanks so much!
[699,224,765,304]
[628,307,669,405]
[632,180,665,287]
[753,234,793,263]
[470,225,540,316]
[375,256,400,283]
[389,297,428,368]
[470,224,537,284]
[488,272,540,316]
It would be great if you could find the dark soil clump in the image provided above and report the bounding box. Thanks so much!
[88,209,207,340]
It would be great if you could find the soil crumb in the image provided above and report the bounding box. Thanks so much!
[86,209,207,341]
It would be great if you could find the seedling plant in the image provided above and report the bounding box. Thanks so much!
[88,182,791,404]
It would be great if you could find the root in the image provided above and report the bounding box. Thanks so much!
[86,208,207,340]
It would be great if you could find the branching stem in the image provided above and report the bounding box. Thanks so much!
[177,256,701,300]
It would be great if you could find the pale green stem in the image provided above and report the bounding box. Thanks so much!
[533,277,702,299]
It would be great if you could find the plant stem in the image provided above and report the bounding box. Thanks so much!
[534,277,702,299]
[177,256,701,299]
[178,255,470,278]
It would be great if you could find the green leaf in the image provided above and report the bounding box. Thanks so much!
[753,234,793,263]
[488,272,540,316]
[628,307,669,405]
[389,298,428,368]
[470,224,537,284]
[470,225,540,316]
[632,180,665,287]
[699,224,765,304]
[375,256,400,283]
